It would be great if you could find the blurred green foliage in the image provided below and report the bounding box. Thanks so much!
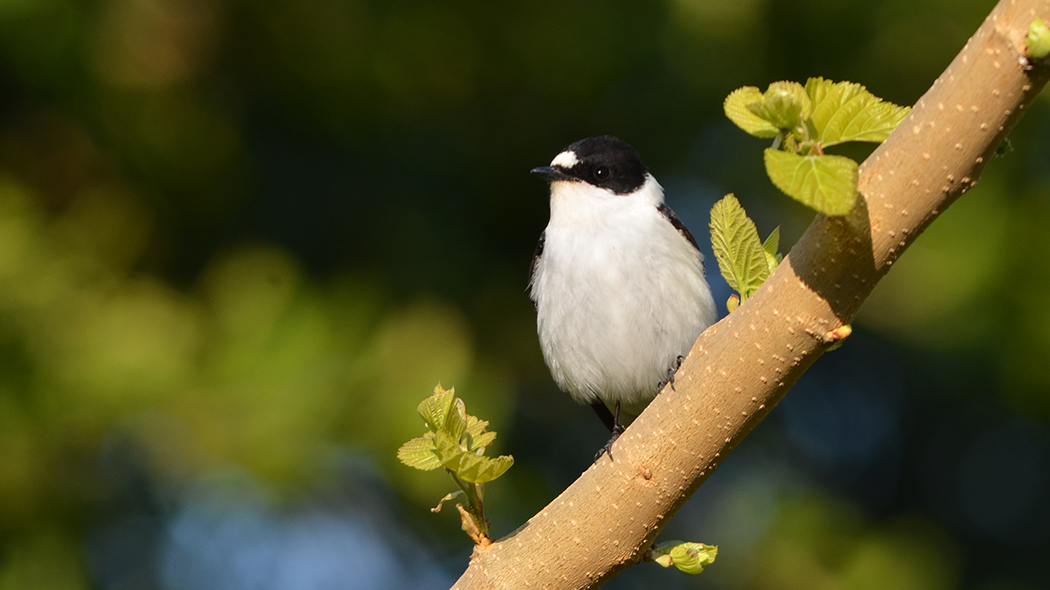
[752,496,960,590]
[0,0,1046,588]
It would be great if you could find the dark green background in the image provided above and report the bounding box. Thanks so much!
[0,0,1047,588]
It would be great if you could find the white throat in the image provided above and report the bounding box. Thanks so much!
[547,174,664,229]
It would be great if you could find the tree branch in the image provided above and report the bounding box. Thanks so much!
[453,1,1050,587]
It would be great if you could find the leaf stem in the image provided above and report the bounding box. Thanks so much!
[448,469,490,539]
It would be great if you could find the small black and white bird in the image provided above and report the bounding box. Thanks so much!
[529,136,717,457]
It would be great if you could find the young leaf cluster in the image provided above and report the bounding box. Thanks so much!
[724,78,909,216]
[710,194,780,312]
[397,385,512,545]
[648,541,718,575]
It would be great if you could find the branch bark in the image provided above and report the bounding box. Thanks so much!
[454,1,1050,587]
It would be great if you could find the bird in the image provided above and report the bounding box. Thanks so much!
[528,135,717,459]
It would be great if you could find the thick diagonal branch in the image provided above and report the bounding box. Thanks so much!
[454,1,1050,588]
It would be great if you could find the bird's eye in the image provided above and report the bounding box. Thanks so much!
[594,167,609,179]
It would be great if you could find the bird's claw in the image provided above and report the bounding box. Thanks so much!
[657,355,686,392]
[594,423,625,462]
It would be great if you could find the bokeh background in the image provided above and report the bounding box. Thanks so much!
[0,0,1048,588]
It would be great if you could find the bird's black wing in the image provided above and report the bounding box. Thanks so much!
[527,231,545,309]
[657,203,700,251]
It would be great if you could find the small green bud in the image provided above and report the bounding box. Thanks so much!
[825,324,852,351]
[746,82,811,135]
[1025,18,1050,61]
[995,137,1014,158]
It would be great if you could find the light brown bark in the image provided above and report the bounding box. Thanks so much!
[454,1,1050,587]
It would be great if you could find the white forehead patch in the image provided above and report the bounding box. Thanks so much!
[550,150,578,169]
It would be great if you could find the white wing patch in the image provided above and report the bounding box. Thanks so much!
[551,150,578,169]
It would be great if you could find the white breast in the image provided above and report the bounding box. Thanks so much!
[530,175,717,405]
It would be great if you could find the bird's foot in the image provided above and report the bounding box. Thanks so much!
[594,422,625,462]
[657,355,686,392]
[594,401,625,462]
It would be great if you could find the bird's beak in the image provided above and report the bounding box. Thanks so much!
[531,166,574,182]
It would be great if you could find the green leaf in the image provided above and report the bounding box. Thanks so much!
[764,149,859,216]
[709,194,769,300]
[724,86,779,138]
[455,453,514,484]
[747,81,811,134]
[762,226,781,273]
[417,386,455,432]
[435,429,467,470]
[397,433,442,471]
[467,430,497,452]
[465,415,489,438]
[805,77,910,147]
[441,397,469,442]
[462,415,494,451]
[1026,18,1050,60]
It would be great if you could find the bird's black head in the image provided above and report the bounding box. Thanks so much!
[531,135,649,195]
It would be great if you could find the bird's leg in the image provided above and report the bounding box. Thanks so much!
[594,401,625,461]
[590,401,616,432]
[657,354,686,392]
